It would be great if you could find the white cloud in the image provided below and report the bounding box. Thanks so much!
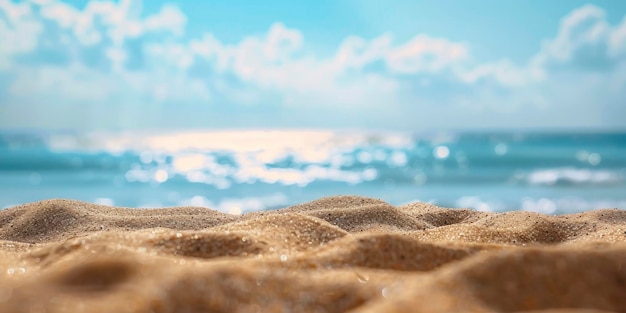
[39,1,77,28]
[145,42,194,70]
[0,1,624,130]
[0,1,43,68]
[550,4,608,61]
[181,23,402,107]
[385,35,468,74]
[333,33,392,70]
[457,59,545,87]
[34,0,181,47]
[143,4,186,36]
[105,46,127,71]
[0,0,469,107]
[263,22,303,61]
[0,0,206,107]
[189,33,229,71]
[330,33,468,75]
[532,4,624,70]
[609,17,626,57]
[461,5,626,87]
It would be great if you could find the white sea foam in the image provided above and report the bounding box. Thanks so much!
[456,196,504,212]
[455,196,626,213]
[177,193,288,214]
[94,197,115,206]
[525,168,623,186]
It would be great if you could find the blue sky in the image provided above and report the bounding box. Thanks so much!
[1,0,625,131]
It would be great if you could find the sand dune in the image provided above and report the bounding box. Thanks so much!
[0,196,625,312]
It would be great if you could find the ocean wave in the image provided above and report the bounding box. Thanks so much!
[521,168,625,186]
[455,196,626,214]
[1,130,626,212]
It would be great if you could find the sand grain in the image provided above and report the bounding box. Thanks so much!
[0,196,625,313]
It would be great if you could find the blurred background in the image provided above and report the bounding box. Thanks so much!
[1,0,625,213]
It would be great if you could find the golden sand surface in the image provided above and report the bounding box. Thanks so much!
[0,196,625,313]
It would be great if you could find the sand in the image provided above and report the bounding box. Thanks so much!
[0,196,625,313]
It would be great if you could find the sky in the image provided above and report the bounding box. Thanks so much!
[0,0,625,131]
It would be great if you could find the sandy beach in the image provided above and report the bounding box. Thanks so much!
[0,196,625,313]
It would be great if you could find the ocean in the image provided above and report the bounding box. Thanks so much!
[0,130,624,214]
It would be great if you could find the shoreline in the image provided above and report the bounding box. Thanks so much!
[1,196,625,312]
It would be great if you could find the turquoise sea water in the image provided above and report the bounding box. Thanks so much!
[1,130,625,214]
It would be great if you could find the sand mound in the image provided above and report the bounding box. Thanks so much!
[0,199,238,243]
[0,196,625,313]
